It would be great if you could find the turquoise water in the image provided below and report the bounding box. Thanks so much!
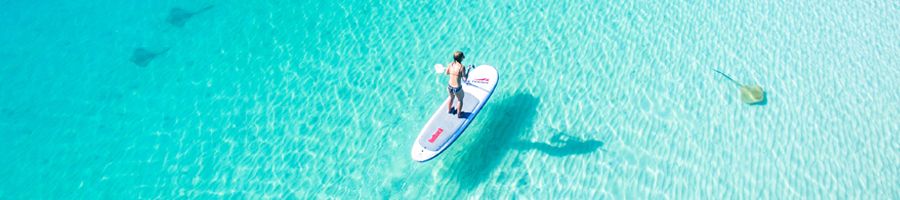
[1,0,898,198]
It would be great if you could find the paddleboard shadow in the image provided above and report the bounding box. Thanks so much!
[444,92,540,190]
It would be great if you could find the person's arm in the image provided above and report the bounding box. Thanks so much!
[462,65,468,81]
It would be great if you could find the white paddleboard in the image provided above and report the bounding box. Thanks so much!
[411,65,499,162]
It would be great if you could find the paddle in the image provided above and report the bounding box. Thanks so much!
[433,64,446,73]
[434,64,474,75]
[713,69,766,105]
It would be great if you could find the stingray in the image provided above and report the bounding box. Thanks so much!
[130,48,169,67]
[167,5,214,27]
[713,69,766,105]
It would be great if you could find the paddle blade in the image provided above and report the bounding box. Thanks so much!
[434,64,445,73]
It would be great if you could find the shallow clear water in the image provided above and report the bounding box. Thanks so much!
[1,0,898,199]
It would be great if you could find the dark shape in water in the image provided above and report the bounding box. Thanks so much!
[167,5,214,27]
[446,92,541,191]
[511,132,605,157]
[713,69,767,105]
[130,48,169,67]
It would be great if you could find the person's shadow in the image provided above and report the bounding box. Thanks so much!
[511,132,604,157]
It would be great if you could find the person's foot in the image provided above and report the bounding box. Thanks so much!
[448,107,456,114]
[457,112,464,118]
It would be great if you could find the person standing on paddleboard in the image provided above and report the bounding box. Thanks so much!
[446,51,467,118]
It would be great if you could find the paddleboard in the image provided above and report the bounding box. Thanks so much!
[411,65,499,162]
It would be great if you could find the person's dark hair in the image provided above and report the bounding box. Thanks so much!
[453,51,465,62]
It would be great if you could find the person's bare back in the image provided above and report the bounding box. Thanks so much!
[446,62,464,88]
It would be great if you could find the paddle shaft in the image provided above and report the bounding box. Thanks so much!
[436,64,473,75]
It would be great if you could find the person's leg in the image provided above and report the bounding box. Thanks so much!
[456,91,465,118]
[448,90,455,113]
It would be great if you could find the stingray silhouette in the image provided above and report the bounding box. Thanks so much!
[713,69,766,105]
[130,48,169,67]
[167,5,214,27]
